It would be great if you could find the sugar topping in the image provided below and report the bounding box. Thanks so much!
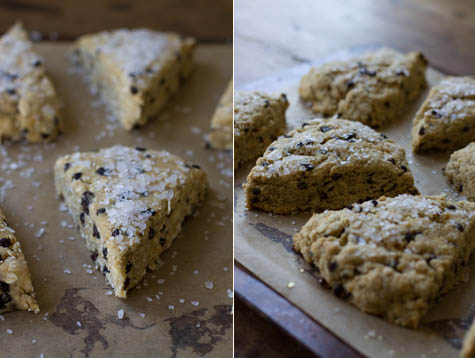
[326,194,474,250]
[60,145,192,249]
[253,117,404,178]
[425,77,475,121]
[0,23,44,93]
[83,29,181,76]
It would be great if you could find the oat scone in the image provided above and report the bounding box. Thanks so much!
[412,77,475,153]
[54,145,207,298]
[234,91,288,171]
[244,117,418,214]
[444,142,475,201]
[209,80,233,150]
[0,23,61,142]
[0,208,39,313]
[299,48,427,129]
[462,320,475,358]
[294,195,475,328]
[74,28,196,130]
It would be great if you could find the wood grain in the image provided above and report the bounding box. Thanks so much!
[235,0,475,356]
[0,0,232,41]
[235,0,475,86]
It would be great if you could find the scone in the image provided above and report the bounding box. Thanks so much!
[54,145,207,298]
[234,91,288,171]
[462,321,475,358]
[444,142,475,201]
[0,207,39,313]
[244,117,418,214]
[209,80,233,150]
[0,23,61,142]
[412,76,475,153]
[294,195,475,328]
[74,28,196,130]
[299,48,427,129]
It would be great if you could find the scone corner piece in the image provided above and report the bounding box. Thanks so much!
[208,80,233,150]
[234,91,289,171]
[0,22,62,143]
[412,76,475,153]
[462,321,475,358]
[54,145,207,298]
[444,142,475,201]
[74,28,196,131]
[299,47,427,129]
[245,117,418,215]
[293,195,475,328]
[0,208,39,313]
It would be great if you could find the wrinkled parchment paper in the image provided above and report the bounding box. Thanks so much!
[235,46,474,358]
[0,43,233,358]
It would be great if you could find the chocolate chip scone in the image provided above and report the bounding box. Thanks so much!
[74,28,196,130]
[299,48,427,129]
[412,76,475,153]
[209,80,233,150]
[54,145,207,298]
[244,117,418,214]
[444,142,475,201]
[234,91,288,171]
[294,195,475,328]
[462,320,475,358]
[0,207,39,313]
[0,23,61,142]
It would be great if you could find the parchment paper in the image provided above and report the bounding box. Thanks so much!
[0,43,233,357]
[235,46,475,358]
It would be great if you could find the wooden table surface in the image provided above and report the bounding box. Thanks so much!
[235,0,475,356]
[0,0,232,41]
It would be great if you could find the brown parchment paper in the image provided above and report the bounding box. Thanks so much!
[235,46,475,358]
[0,43,233,357]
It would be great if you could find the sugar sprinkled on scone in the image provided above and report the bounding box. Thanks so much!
[299,48,427,129]
[74,28,196,130]
[234,91,288,171]
[0,23,62,143]
[245,117,418,214]
[0,207,39,313]
[54,145,207,298]
[412,76,475,153]
[294,195,475,328]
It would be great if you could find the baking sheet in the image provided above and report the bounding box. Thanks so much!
[235,46,475,358]
[0,43,233,357]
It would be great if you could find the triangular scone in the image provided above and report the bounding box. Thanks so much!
[54,145,207,298]
[209,80,233,150]
[74,28,196,130]
[244,117,418,214]
[294,195,475,328]
[462,320,475,358]
[299,48,427,129]
[444,143,475,201]
[412,76,475,153]
[0,208,39,313]
[234,91,288,171]
[0,23,62,142]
